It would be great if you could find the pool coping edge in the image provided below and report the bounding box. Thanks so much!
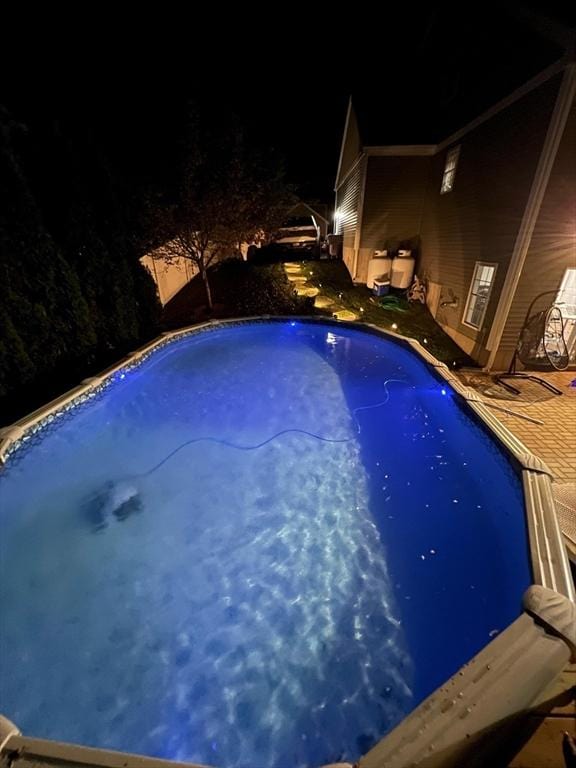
[359,613,571,768]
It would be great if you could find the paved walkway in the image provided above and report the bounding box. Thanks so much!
[283,262,359,320]
[457,370,576,482]
[457,371,576,767]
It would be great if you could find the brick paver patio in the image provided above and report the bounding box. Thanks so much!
[458,370,576,482]
[458,369,575,768]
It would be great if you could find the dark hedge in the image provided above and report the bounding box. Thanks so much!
[0,108,161,423]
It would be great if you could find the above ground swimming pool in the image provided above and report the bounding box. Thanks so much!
[0,319,572,768]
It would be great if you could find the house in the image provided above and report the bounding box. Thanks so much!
[334,60,575,370]
[285,201,330,240]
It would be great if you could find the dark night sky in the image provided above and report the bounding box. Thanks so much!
[3,3,574,204]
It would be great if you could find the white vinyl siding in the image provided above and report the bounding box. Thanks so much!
[463,262,497,330]
[335,162,362,239]
[440,146,461,194]
[335,158,364,278]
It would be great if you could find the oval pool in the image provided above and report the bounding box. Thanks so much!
[0,320,531,767]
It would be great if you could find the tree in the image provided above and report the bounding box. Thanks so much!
[149,114,295,311]
[0,103,161,420]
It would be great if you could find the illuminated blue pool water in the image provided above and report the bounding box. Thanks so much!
[0,321,531,767]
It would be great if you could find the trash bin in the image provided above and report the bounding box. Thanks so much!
[391,250,415,289]
[327,234,343,259]
[367,250,392,288]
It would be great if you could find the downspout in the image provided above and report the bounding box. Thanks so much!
[352,154,368,282]
[484,63,576,371]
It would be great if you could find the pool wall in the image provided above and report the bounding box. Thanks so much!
[1,316,574,768]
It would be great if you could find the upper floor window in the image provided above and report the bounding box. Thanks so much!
[463,262,497,330]
[440,146,461,194]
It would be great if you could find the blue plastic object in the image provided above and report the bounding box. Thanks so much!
[373,279,390,296]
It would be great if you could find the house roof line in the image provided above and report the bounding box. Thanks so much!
[335,97,353,190]
[364,145,437,156]
[359,58,568,156]
[334,151,366,192]
[287,201,329,225]
[437,57,568,151]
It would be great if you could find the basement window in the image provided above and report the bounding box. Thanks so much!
[440,146,461,194]
[463,262,497,330]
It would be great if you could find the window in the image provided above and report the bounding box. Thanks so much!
[556,268,576,363]
[556,268,576,319]
[440,146,461,194]
[463,262,497,330]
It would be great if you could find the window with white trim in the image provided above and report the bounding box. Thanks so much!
[556,268,576,319]
[556,268,576,363]
[440,146,461,194]
[463,262,497,330]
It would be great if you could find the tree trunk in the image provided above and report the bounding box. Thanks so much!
[201,267,213,311]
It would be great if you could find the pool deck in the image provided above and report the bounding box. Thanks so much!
[456,370,576,482]
[505,662,576,768]
[457,370,576,559]
[456,369,576,768]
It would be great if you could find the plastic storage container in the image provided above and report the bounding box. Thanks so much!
[327,234,343,258]
[367,250,392,289]
[391,250,415,289]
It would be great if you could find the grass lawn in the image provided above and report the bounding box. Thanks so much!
[163,257,475,368]
[303,260,475,368]
[162,260,312,329]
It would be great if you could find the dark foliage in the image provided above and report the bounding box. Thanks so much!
[163,257,473,368]
[146,108,295,310]
[163,260,312,330]
[0,107,161,423]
